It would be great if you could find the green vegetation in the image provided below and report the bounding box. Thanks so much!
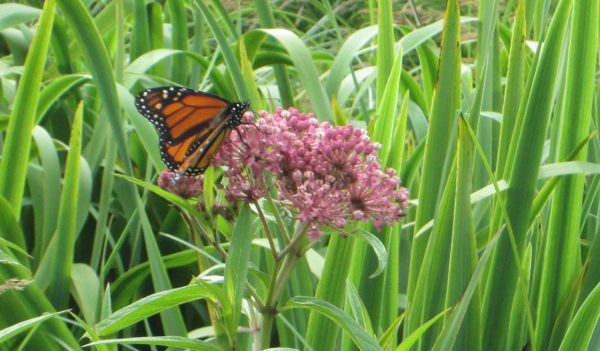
[0,0,599,350]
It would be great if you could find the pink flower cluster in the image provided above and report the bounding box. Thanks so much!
[158,171,203,199]
[159,108,409,240]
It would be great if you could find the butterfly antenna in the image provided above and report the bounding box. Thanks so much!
[246,97,281,104]
[233,127,249,147]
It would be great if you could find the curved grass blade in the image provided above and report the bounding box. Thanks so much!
[558,282,600,350]
[0,4,41,31]
[259,29,333,121]
[86,336,221,351]
[0,311,66,344]
[95,284,215,336]
[287,296,381,351]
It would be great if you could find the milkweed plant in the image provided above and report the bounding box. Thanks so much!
[159,108,409,348]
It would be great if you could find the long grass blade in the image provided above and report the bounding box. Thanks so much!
[0,0,55,217]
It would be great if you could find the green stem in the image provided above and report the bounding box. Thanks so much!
[258,221,309,349]
[265,186,291,243]
[254,199,278,258]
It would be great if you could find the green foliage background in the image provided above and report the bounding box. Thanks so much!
[0,0,599,350]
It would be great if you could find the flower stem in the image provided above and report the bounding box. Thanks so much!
[264,188,291,243]
[253,199,278,259]
[258,221,308,349]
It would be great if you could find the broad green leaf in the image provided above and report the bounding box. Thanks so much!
[71,263,100,324]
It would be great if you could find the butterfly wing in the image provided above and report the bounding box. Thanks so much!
[159,116,232,175]
[135,86,249,175]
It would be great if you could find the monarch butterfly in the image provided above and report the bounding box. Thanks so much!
[135,86,250,176]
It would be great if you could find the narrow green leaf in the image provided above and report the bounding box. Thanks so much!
[0,196,26,251]
[482,0,575,347]
[535,0,598,346]
[115,174,197,213]
[147,3,166,77]
[305,235,356,350]
[496,0,526,174]
[375,0,394,105]
[443,117,480,350]
[57,0,130,174]
[195,1,248,100]
[0,0,55,217]
[224,203,254,337]
[0,237,30,263]
[0,312,65,344]
[239,38,263,109]
[559,283,600,351]
[288,296,382,351]
[389,93,410,173]
[36,74,90,123]
[258,29,333,121]
[354,229,388,279]
[0,4,40,31]
[411,164,457,349]
[378,313,404,350]
[432,227,502,351]
[167,0,189,85]
[397,310,447,351]
[71,263,100,324]
[398,17,477,55]
[345,280,374,335]
[372,44,402,166]
[39,101,83,308]
[95,285,209,336]
[326,25,377,98]
[31,126,61,254]
[86,336,221,351]
[130,0,150,60]
[252,0,294,106]
[406,0,462,336]
[69,312,109,351]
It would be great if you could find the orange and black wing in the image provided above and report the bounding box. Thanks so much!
[135,86,249,175]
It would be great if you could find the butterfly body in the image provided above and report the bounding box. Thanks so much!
[135,86,249,175]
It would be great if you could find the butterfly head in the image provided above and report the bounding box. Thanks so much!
[226,101,251,129]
